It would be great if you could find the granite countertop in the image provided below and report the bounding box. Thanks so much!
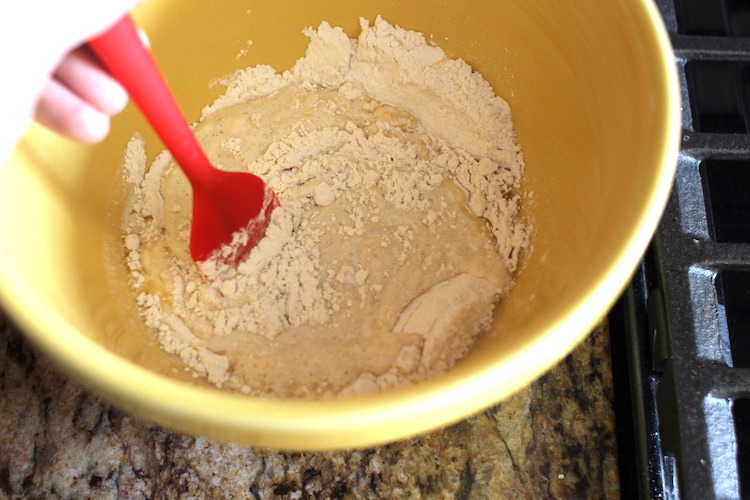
[0,310,620,499]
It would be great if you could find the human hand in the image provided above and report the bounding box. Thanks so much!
[34,45,129,144]
[1,0,142,162]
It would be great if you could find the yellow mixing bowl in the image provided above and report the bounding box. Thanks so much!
[0,0,679,450]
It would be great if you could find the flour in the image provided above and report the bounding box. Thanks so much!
[119,17,531,398]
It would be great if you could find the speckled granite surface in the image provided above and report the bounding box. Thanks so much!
[0,310,619,499]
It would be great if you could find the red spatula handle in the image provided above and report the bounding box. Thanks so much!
[89,15,213,186]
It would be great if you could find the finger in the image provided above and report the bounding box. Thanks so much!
[34,78,111,143]
[53,46,128,116]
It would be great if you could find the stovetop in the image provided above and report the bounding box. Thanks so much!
[609,1,750,499]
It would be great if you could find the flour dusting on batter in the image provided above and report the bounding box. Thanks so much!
[120,17,531,398]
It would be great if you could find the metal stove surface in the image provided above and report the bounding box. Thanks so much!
[610,1,750,499]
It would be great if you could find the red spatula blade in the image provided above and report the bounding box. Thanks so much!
[190,172,279,264]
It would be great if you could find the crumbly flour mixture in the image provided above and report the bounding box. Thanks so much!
[120,17,530,399]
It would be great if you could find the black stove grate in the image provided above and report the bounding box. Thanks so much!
[610,1,750,499]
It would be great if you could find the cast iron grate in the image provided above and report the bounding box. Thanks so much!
[610,1,750,499]
[735,399,750,498]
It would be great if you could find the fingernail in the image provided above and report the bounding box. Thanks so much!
[80,107,111,143]
[108,81,130,114]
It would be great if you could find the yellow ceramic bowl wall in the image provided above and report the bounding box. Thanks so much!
[0,0,679,450]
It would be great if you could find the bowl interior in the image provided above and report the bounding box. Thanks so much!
[0,0,678,449]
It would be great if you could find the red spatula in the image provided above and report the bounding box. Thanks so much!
[89,14,278,265]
